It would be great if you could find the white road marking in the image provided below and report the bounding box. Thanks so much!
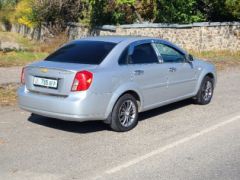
[98,115,240,177]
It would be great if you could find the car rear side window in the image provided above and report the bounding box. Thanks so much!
[45,41,116,64]
[129,43,158,64]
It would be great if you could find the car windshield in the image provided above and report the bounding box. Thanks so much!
[45,41,116,65]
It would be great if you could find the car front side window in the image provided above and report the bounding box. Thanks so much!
[155,43,185,63]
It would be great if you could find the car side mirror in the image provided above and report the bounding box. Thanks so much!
[187,54,194,62]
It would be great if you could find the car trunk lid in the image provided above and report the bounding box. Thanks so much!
[24,61,97,96]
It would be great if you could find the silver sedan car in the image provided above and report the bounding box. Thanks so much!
[18,36,217,132]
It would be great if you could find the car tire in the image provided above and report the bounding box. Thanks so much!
[194,76,214,105]
[110,94,139,132]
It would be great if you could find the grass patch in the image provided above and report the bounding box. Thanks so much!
[0,51,48,67]
[191,50,240,70]
[0,83,19,106]
[0,31,34,49]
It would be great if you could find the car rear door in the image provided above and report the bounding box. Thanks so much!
[121,41,169,109]
[154,43,198,100]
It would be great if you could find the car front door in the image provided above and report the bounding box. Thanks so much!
[120,41,169,109]
[154,43,198,100]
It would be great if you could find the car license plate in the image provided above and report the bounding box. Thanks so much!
[33,77,58,89]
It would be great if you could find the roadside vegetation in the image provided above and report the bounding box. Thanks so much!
[0,0,239,32]
[0,31,67,67]
[191,51,240,70]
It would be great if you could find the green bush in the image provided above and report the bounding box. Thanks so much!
[0,0,239,31]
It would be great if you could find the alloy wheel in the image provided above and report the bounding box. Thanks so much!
[118,100,137,127]
[202,80,213,102]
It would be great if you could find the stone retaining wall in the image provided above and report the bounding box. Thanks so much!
[1,22,240,52]
[68,22,240,52]
[0,22,54,41]
[11,24,54,41]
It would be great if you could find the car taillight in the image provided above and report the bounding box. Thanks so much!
[21,67,25,84]
[71,70,93,91]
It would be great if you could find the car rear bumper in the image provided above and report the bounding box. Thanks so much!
[18,86,111,122]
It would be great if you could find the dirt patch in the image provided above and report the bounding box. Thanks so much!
[0,83,19,106]
[209,59,240,70]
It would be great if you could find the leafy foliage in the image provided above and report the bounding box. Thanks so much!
[196,0,237,21]
[31,0,89,30]
[0,0,18,10]
[156,0,205,23]
[0,0,239,31]
[225,0,240,20]
[13,0,35,27]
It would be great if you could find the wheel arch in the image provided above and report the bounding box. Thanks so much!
[205,72,215,84]
[194,70,216,95]
[104,86,143,124]
[120,90,141,109]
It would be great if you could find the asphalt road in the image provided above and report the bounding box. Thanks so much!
[0,68,240,180]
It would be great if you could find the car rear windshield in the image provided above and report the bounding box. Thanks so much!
[45,41,116,64]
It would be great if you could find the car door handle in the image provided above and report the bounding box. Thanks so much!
[134,70,144,75]
[169,67,177,72]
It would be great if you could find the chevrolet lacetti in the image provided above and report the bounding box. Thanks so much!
[18,36,217,132]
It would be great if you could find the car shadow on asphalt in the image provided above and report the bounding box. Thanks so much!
[28,99,193,134]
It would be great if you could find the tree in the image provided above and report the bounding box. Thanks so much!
[196,0,237,21]
[136,0,158,22]
[31,0,89,31]
[226,0,240,20]
[0,0,19,10]
[90,0,159,25]
[1,0,239,32]
[0,0,19,30]
[155,0,205,23]
[13,0,35,27]
[90,0,138,25]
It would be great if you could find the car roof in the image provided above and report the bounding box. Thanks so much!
[74,36,187,55]
[78,36,156,43]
